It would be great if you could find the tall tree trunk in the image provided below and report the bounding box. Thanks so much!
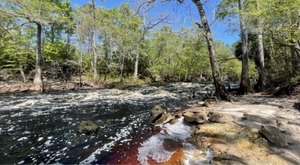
[67,29,71,56]
[33,23,43,92]
[104,38,109,81]
[291,41,300,75]
[51,26,55,44]
[291,17,300,75]
[79,44,83,87]
[91,0,98,84]
[255,1,265,91]
[133,48,139,79]
[192,0,229,100]
[120,52,125,81]
[20,66,27,83]
[238,0,250,94]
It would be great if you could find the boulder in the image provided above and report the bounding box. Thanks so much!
[174,111,182,118]
[149,105,168,125]
[183,111,207,124]
[163,138,182,152]
[163,113,175,124]
[78,120,98,134]
[203,101,211,107]
[259,125,289,147]
[207,112,224,123]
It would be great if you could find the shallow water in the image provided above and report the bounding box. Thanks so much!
[0,84,205,164]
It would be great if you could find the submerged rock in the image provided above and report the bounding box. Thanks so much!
[78,121,98,134]
[163,138,182,152]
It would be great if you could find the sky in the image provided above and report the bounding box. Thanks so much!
[70,0,239,46]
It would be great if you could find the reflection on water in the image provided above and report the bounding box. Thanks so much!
[0,83,207,164]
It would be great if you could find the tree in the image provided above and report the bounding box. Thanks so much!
[76,2,100,83]
[0,0,70,92]
[255,1,265,91]
[91,0,98,84]
[149,0,229,100]
[0,23,35,82]
[191,0,229,100]
[110,4,143,80]
[238,0,250,94]
[133,1,168,80]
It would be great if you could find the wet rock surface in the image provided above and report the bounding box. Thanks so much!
[149,105,168,125]
[78,121,98,134]
[162,138,182,152]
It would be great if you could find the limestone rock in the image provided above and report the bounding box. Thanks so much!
[174,111,182,118]
[149,105,168,125]
[207,112,224,123]
[203,101,211,107]
[183,111,207,124]
[163,138,182,152]
[243,113,272,124]
[78,120,98,134]
[259,125,288,147]
[163,113,175,124]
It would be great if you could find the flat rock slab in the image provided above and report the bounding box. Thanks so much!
[259,125,289,147]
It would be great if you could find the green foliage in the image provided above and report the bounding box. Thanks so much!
[1,0,298,87]
[223,59,241,81]
[0,25,35,72]
[147,26,217,81]
[44,42,75,62]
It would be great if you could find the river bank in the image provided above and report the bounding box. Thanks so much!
[0,81,101,94]
[143,93,300,165]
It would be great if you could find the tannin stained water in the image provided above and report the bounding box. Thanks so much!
[0,84,208,164]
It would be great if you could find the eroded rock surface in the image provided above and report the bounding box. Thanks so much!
[149,105,169,125]
[259,125,289,147]
[78,120,98,134]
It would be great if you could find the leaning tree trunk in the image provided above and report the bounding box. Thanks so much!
[238,0,250,94]
[256,2,265,91]
[33,23,43,92]
[192,0,229,100]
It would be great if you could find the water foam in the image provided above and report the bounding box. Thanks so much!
[164,117,192,140]
[138,134,175,164]
[137,117,192,165]
[80,118,140,164]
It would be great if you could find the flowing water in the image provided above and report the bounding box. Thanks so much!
[0,83,208,164]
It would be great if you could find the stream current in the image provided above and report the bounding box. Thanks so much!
[0,83,208,164]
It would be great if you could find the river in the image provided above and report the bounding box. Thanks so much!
[0,83,209,164]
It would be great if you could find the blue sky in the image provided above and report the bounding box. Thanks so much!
[70,0,239,46]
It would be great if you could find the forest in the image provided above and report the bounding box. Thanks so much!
[0,0,298,97]
[0,0,300,164]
